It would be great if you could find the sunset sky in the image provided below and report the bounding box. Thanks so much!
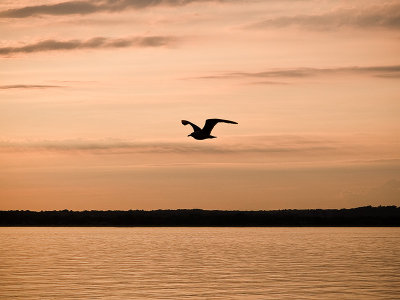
[1,0,399,210]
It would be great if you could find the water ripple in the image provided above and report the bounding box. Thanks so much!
[0,227,399,299]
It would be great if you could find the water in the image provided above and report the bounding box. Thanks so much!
[1,227,399,299]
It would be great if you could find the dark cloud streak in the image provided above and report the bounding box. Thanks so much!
[0,138,336,155]
[0,0,218,18]
[0,84,63,90]
[248,3,400,30]
[0,1,99,18]
[0,36,176,55]
[192,65,400,81]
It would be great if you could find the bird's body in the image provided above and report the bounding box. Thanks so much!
[189,131,216,140]
[181,118,238,140]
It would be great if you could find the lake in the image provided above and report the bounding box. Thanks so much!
[1,227,399,299]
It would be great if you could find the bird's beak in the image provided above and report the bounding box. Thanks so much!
[187,134,191,137]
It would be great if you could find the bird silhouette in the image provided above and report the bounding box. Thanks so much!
[181,118,238,140]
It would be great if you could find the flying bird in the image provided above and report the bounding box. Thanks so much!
[181,118,238,140]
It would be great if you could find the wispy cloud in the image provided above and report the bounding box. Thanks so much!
[0,137,337,155]
[0,0,223,18]
[1,137,399,171]
[247,81,288,85]
[0,1,99,18]
[0,84,63,90]
[191,65,400,81]
[247,3,400,30]
[0,36,176,55]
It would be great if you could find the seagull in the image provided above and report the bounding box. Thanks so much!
[181,118,238,140]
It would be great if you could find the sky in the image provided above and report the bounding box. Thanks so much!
[1,0,399,210]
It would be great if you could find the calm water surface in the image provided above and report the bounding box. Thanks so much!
[1,227,399,299]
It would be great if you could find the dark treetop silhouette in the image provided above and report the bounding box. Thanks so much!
[0,206,399,227]
[181,118,238,140]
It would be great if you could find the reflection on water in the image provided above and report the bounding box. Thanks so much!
[1,227,399,299]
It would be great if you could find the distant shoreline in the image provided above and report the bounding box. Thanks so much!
[1,206,399,227]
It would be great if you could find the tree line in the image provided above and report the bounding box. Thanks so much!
[0,206,399,226]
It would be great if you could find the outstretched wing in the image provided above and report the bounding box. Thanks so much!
[181,120,201,132]
[202,118,238,135]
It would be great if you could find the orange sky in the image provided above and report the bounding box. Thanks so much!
[1,0,399,210]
